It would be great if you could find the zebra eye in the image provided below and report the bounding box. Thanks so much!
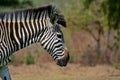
[57,34,62,38]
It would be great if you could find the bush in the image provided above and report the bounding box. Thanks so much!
[25,52,35,65]
[69,55,74,63]
[11,54,16,64]
[113,64,120,70]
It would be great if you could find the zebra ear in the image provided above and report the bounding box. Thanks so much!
[57,15,67,27]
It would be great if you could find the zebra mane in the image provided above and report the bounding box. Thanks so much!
[0,5,60,21]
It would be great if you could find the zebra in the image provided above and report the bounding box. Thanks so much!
[0,5,69,80]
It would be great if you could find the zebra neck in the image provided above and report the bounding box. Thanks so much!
[12,31,40,52]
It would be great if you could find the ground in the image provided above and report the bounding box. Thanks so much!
[6,63,120,80]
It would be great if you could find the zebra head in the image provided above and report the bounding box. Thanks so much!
[39,5,69,67]
[52,24,69,67]
[40,23,69,67]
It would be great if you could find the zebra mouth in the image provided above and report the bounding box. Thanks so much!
[56,50,69,67]
[56,58,68,67]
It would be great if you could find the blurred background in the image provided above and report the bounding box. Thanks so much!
[1,0,120,80]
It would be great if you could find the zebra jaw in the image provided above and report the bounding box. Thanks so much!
[56,49,69,67]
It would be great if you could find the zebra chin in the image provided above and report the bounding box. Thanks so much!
[56,49,69,67]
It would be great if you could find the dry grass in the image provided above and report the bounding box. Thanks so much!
[7,63,120,80]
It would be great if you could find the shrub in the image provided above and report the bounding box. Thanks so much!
[11,54,16,64]
[113,64,120,70]
[69,55,74,63]
[25,51,35,65]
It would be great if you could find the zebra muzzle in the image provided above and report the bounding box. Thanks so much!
[56,49,69,67]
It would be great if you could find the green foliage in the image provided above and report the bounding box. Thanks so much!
[0,0,19,7]
[102,0,120,50]
[10,54,16,64]
[84,0,120,49]
[113,64,120,70]
[83,0,95,9]
[101,0,120,30]
[0,0,33,8]
[25,52,35,65]
[83,0,120,30]
[69,55,74,63]
[19,0,33,8]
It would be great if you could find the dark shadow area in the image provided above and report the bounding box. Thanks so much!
[0,0,33,7]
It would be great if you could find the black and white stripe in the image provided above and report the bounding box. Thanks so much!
[0,5,66,66]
